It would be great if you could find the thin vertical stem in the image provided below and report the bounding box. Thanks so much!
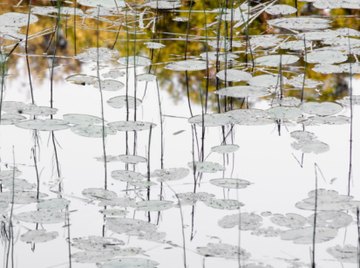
[96,7,108,190]
[147,124,153,222]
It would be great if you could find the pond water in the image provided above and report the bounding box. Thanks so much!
[0,0,360,268]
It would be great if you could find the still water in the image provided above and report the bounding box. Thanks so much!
[0,1,360,267]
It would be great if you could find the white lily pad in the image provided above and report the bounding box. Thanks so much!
[135,200,173,211]
[216,69,252,82]
[111,170,144,182]
[71,124,116,138]
[20,230,58,243]
[144,42,165,49]
[305,50,347,64]
[280,227,338,244]
[211,144,239,154]
[93,79,125,91]
[37,198,70,210]
[188,161,224,173]
[136,73,157,82]
[197,243,251,259]
[15,119,69,131]
[265,4,297,15]
[188,113,233,127]
[307,211,352,229]
[76,47,119,62]
[0,12,38,27]
[108,121,156,131]
[72,236,124,251]
[65,74,98,85]
[327,245,357,263]
[63,113,103,125]
[118,155,147,164]
[145,1,182,9]
[270,213,307,228]
[268,17,331,30]
[82,188,117,201]
[255,54,299,67]
[152,167,189,182]
[165,60,208,71]
[210,178,251,189]
[301,102,342,116]
[78,0,125,8]
[16,209,64,224]
[107,96,142,109]
[204,198,244,210]
[218,213,263,230]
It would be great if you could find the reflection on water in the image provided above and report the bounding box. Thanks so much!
[0,0,360,268]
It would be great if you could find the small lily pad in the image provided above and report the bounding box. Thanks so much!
[20,230,58,243]
[210,178,251,189]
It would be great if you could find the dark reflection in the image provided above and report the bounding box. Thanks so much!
[0,0,359,107]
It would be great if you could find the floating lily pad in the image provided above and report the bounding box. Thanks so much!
[301,102,342,116]
[307,211,352,229]
[211,144,240,154]
[15,119,69,131]
[0,191,47,204]
[117,155,147,164]
[0,12,38,27]
[82,188,117,201]
[135,200,173,211]
[255,54,299,67]
[218,213,263,230]
[71,124,116,138]
[72,236,124,251]
[295,189,355,211]
[93,79,125,91]
[280,227,338,244]
[313,0,360,9]
[152,167,189,182]
[188,161,224,173]
[76,47,119,62]
[107,217,157,235]
[0,113,26,125]
[188,113,233,127]
[248,75,284,91]
[144,42,165,49]
[265,4,297,15]
[165,59,208,71]
[266,106,303,120]
[145,1,182,9]
[305,50,347,64]
[268,17,331,30]
[78,0,125,7]
[176,192,215,205]
[16,209,64,224]
[204,198,244,210]
[63,113,103,125]
[216,69,252,82]
[292,140,330,154]
[65,74,98,85]
[108,121,156,131]
[111,170,144,182]
[210,178,251,189]
[20,230,58,243]
[327,245,357,263]
[270,213,307,228]
[37,198,70,210]
[197,242,251,259]
[107,96,142,109]
[136,73,157,82]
